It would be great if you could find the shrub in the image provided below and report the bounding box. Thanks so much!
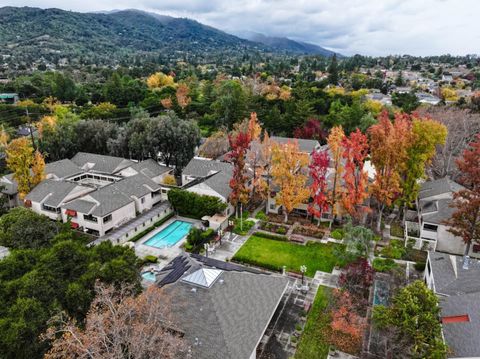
[162,174,177,186]
[143,255,158,263]
[390,223,404,238]
[331,229,344,240]
[233,219,255,235]
[414,261,426,271]
[253,231,288,241]
[168,189,227,219]
[276,226,287,235]
[255,210,268,221]
[372,258,397,272]
[380,239,406,259]
[232,255,282,272]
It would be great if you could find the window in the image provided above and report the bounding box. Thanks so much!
[42,204,60,213]
[141,197,145,204]
[103,214,112,224]
[83,214,98,223]
[423,223,438,232]
[270,204,276,210]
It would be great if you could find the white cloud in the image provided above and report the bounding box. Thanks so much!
[2,0,479,55]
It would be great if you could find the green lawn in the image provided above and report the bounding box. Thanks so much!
[232,235,345,276]
[295,286,332,359]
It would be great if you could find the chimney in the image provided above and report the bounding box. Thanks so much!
[462,255,470,270]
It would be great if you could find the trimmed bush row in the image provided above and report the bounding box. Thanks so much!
[253,231,288,241]
[168,188,227,219]
[232,256,282,273]
[129,212,174,243]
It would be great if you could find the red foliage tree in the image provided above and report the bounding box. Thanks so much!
[339,258,374,312]
[329,289,366,355]
[308,148,330,225]
[293,118,327,142]
[341,128,369,221]
[444,134,480,256]
[226,130,251,216]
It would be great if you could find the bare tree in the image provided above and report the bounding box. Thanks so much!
[416,106,480,180]
[43,283,186,359]
[198,129,229,159]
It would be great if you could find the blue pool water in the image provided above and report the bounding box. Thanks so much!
[373,280,389,306]
[143,220,192,248]
[142,271,156,282]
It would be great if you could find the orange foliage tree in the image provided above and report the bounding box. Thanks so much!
[271,140,310,222]
[327,126,345,222]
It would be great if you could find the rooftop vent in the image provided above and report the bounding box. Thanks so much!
[182,268,223,288]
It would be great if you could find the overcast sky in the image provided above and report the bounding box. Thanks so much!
[3,0,480,56]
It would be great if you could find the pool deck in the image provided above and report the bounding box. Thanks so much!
[134,216,202,266]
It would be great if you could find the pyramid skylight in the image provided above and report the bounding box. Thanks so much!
[182,268,223,288]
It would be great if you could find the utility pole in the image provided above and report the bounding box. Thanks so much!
[25,108,36,150]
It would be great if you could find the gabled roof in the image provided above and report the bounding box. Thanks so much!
[87,185,134,217]
[25,180,91,208]
[182,268,223,288]
[62,198,96,214]
[418,177,464,200]
[130,159,171,179]
[420,198,455,225]
[271,136,320,154]
[440,293,480,358]
[159,255,288,359]
[201,165,233,199]
[112,173,161,198]
[45,159,82,179]
[183,158,233,178]
[428,251,480,296]
[71,152,134,174]
[0,173,18,195]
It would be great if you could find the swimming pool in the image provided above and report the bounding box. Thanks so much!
[143,220,192,248]
[142,271,156,282]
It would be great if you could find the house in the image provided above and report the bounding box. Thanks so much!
[155,254,289,359]
[4,153,174,237]
[270,136,320,154]
[406,177,478,257]
[425,251,480,358]
[0,93,19,104]
[182,157,234,221]
[416,92,441,105]
[0,174,20,208]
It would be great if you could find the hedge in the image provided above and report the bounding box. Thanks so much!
[372,258,397,272]
[232,256,282,272]
[253,231,288,241]
[129,212,174,243]
[168,188,227,219]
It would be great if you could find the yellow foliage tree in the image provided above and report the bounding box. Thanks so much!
[364,99,383,117]
[162,174,177,186]
[441,87,459,102]
[271,140,310,222]
[5,138,45,199]
[248,112,262,141]
[327,126,346,220]
[175,83,191,110]
[147,72,175,89]
[0,125,9,149]
[36,115,57,138]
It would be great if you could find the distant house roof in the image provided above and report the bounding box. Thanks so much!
[158,254,288,359]
[271,136,320,154]
[111,173,161,198]
[85,185,134,217]
[0,93,18,99]
[25,180,91,208]
[46,159,83,179]
[428,251,480,296]
[418,177,464,200]
[439,293,480,358]
[419,198,456,225]
[62,198,96,214]
[183,158,233,178]
[0,173,18,195]
[201,165,233,199]
[130,159,171,179]
[71,152,134,174]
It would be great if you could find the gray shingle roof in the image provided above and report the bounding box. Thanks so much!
[71,152,134,174]
[45,159,82,179]
[0,173,18,195]
[183,158,233,178]
[112,173,161,198]
[420,198,455,225]
[202,166,233,199]
[25,180,91,207]
[130,159,171,178]
[161,255,288,359]
[429,251,480,296]
[88,185,134,217]
[271,136,320,154]
[418,177,464,200]
[440,293,480,358]
[62,198,96,214]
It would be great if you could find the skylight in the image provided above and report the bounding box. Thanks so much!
[182,268,223,288]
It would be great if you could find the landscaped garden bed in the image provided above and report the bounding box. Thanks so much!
[232,235,346,276]
[295,286,332,359]
[258,221,289,235]
[375,238,428,264]
[267,213,313,226]
[390,222,404,238]
[292,224,326,239]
